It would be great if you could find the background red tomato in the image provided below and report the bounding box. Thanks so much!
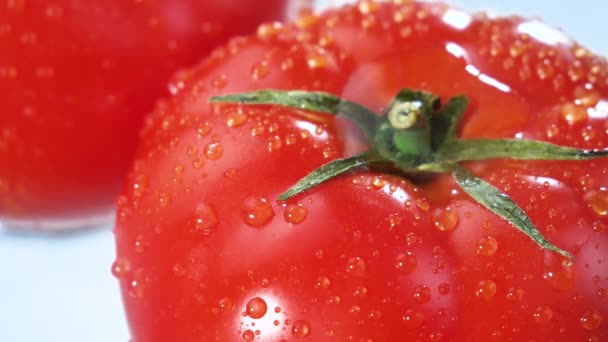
[114,1,608,341]
[0,0,289,228]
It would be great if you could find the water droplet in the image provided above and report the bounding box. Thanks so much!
[416,198,430,211]
[438,283,450,295]
[574,86,601,107]
[315,276,331,289]
[433,208,458,231]
[358,0,379,14]
[257,22,283,39]
[395,252,418,274]
[580,309,603,330]
[194,202,218,235]
[111,258,131,279]
[560,103,588,125]
[130,269,146,298]
[197,122,212,137]
[476,236,498,256]
[402,309,424,328]
[412,285,431,303]
[204,142,223,160]
[475,280,497,301]
[251,61,270,80]
[292,320,311,338]
[268,136,282,151]
[353,286,368,298]
[326,295,341,305]
[212,74,227,89]
[241,197,275,227]
[543,254,576,291]
[274,306,281,313]
[246,297,268,319]
[533,305,553,324]
[284,204,308,224]
[159,193,171,207]
[227,111,248,127]
[172,264,186,277]
[306,50,330,69]
[346,257,366,277]
[585,189,608,216]
[218,297,234,313]
[242,329,255,341]
[260,278,270,288]
[506,287,525,302]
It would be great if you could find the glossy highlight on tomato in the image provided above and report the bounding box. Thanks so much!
[114,1,608,340]
[0,0,289,228]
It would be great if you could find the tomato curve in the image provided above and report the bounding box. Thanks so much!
[0,0,288,227]
[114,1,608,341]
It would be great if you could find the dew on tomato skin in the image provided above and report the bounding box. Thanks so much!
[543,253,576,291]
[241,197,275,227]
[159,192,171,207]
[506,287,525,302]
[438,283,450,295]
[412,285,432,304]
[533,305,553,324]
[260,278,270,288]
[476,236,499,256]
[574,85,602,107]
[218,297,234,313]
[211,74,227,89]
[257,22,283,39]
[585,189,608,216]
[433,207,459,231]
[193,202,218,235]
[227,110,248,128]
[353,286,368,298]
[291,320,311,338]
[172,263,186,277]
[242,329,255,341]
[204,142,223,160]
[315,276,331,290]
[349,305,361,315]
[129,268,147,298]
[274,306,281,314]
[251,60,270,80]
[597,288,608,300]
[246,297,268,319]
[402,309,424,329]
[306,50,330,70]
[111,258,131,279]
[395,252,418,274]
[560,103,588,125]
[346,257,366,277]
[581,309,604,331]
[284,204,308,224]
[134,234,146,253]
[197,122,212,138]
[267,135,283,152]
[475,280,497,302]
[416,198,430,211]
[326,295,341,305]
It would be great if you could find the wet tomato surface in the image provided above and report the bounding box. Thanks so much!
[0,0,288,225]
[114,2,608,340]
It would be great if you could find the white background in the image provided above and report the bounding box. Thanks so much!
[0,1,606,341]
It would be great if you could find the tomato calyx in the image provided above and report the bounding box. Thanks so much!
[211,89,608,260]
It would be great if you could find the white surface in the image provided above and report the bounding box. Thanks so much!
[0,1,606,341]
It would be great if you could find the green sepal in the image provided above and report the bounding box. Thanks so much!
[439,138,608,163]
[451,164,573,260]
[430,95,469,150]
[279,152,386,201]
[210,90,380,139]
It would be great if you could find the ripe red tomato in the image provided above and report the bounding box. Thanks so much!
[114,2,608,340]
[0,0,289,228]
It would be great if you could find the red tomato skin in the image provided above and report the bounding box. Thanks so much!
[0,0,288,226]
[115,2,608,341]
